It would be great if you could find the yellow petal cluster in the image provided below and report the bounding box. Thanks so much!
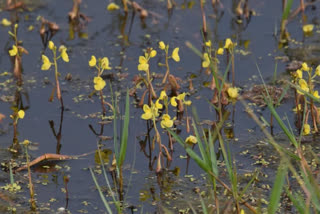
[205,40,211,47]
[171,92,191,107]
[172,47,180,62]
[227,87,239,99]
[89,55,97,67]
[101,57,112,70]
[185,135,197,145]
[18,110,25,119]
[9,45,18,56]
[217,48,224,55]
[93,76,106,91]
[48,41,55,50]
[107,3,120,11]
[202,53,210,68]
[161,114,174,128]
[159,41,166,50]
[41,55,51,70]
[224,38,234,49]
[1,18,11,26]
[141,103,159,120]
[302,24,314,34]
[301,62,310,72]
[138,56,149,71]
[303,123,310,135]
[298,79,309,94]
[59,46,69,62]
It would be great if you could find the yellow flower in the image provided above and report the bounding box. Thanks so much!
[59,46,69,62]
[170,96,177,107]
[141,104,153,120]
[303,123,310,135]
[155,99,163,109]
[89,55,97,67]
[296,69,302,79]
[41,55,52,70]
[138,63,149,71]
[227,87,239,99]
[298,79,309,94]
[9,45,18,56]
[217,48,224,55]
[202,53,210,68]
[93,76,106,91]
[240,209,245,214]
[205,40,211,47]
[107,3,120,11]
[302,24,314,34]
[159,41,166,50]
[224,38,234,49]
[301,62,310,72]
[172,47,180,62]
[141,103,159,120]
[139,56,148,64]
[185,135,197,145]
[1,18,11,26]
[315,65,320,76]
[161,114,174,128]
[101,57,112,70]
[138,56,149,71]
[313,91,320,99]
[48,41,55,50]
[149,50,157,58]
[18,110,25,119]
[159,90,167,100]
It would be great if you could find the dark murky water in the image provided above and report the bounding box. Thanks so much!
[1,0,320,213]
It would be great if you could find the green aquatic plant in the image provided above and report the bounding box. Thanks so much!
[41,40,69,109]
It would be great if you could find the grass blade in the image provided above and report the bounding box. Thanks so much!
[267,161,288,214]
[119,89,130,166]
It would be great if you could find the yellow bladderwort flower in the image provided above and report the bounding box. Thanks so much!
[161,114,174,128]
[149,49,157,58]
[48,41,55,50]
[217,48,224,55]
[101,57,112,70]
[172,47,180,62]
[185,135,197,145]
[141,103,159,120]
[59,45,69,62]
[107,2,120,11]
[205,40,211,47]
[224,38,234,49]
[202,53,210,68]
[170,96,178,107]
[138,56,149,71]
[303,123,311,135]
[18,110,25,119]
[159,41,166,50]
[89,55,97,67]
[313,91,320,99]
[1,18,11,26]
[301,62,310,72]
[9,45,18,56]
[41,55,52,70]
[240,209,245,214]
[296,69,303,79]
[93,76,106,91]
[171,93,192,107]
[302,24,314,34]
[155,99,163,109]
[227,87,239,99]
[159,90,167,100]
[315,65,320,76]
[298,79,309,94]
